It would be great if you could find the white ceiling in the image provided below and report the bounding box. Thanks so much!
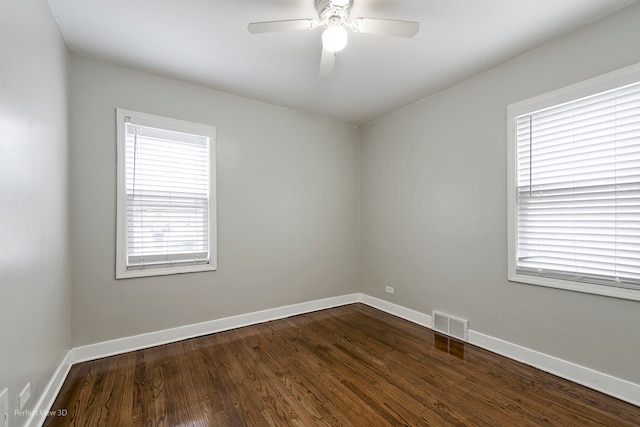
[47,0,638,125]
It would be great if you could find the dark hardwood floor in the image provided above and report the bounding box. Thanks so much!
[45,303,640,426]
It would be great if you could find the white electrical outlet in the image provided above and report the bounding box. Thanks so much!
[385,286,394,294]
[0,388,8,427]
[19,383,30,411]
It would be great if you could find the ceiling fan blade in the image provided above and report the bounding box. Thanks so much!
[319,48,335,78]
[248,19,316,34]
[351,18,419,38]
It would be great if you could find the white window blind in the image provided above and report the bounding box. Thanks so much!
[515,81,640,290]
[116,109,216,279]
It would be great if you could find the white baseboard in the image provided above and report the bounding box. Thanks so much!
[467,330,640,407]
[72,293,360,363]
[28,350,73,427]
[358,294,433,328]
[34,292,638,423]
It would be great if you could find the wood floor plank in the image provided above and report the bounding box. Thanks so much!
[44,304,640,426]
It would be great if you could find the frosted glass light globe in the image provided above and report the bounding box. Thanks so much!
[322,26,348,53]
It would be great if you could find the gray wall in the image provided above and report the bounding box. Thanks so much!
[360,3,640,383]
[0,0,70,425]
[69,55,360,346]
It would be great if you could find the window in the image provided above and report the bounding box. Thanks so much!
[507,64,640,301]
[116,109,216,279]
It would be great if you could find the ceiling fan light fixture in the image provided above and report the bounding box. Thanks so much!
[247,0,418,77]
[322,25,348,52]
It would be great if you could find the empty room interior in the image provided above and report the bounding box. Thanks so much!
[2,0,640,425]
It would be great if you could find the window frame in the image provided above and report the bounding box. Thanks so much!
[507,63,640,302]
[115,108,217,279]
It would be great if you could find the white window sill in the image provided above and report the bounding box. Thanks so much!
[508,272,640,302]
[116,263,216,279]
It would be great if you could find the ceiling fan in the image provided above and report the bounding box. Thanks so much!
[248,0,419,77]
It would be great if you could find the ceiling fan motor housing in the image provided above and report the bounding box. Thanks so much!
[316,0,353,26]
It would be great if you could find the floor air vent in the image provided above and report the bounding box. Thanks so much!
[432,310,468,341]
